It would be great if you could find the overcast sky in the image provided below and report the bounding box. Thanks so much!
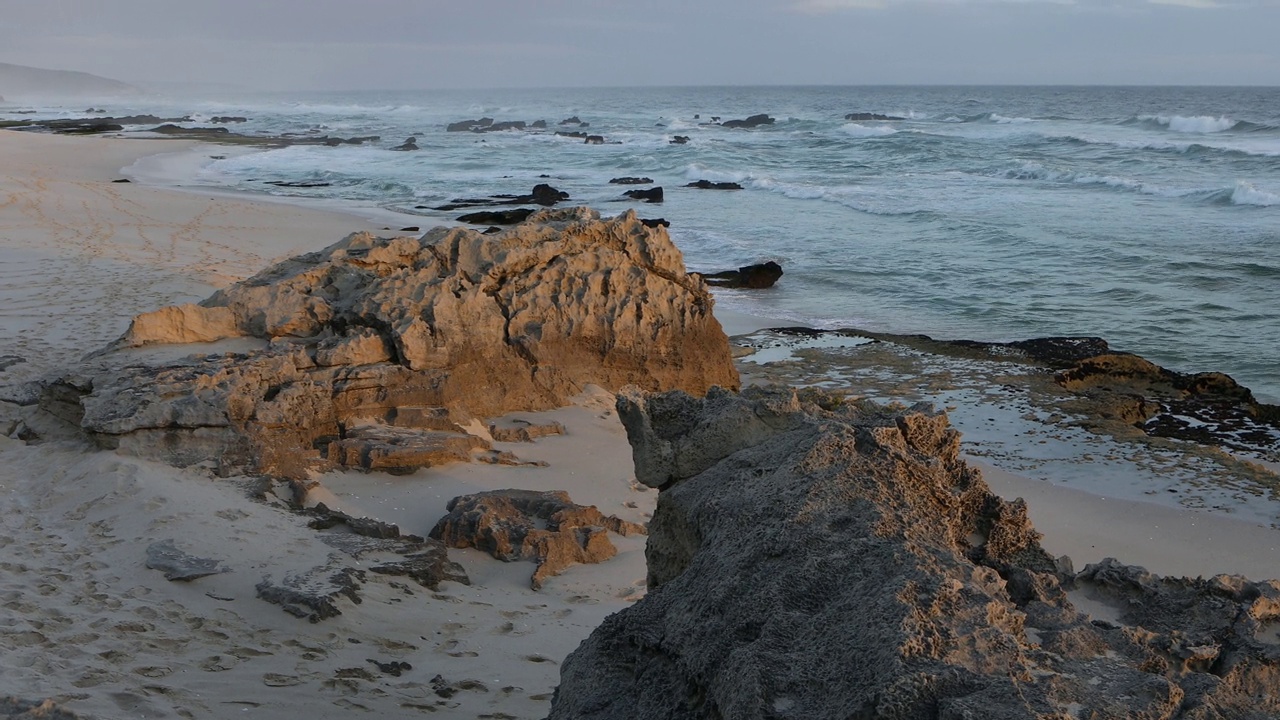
[2,0,1278,90]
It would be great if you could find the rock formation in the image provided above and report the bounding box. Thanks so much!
[701,261,783,289]
[609,177,653,185]
[431,490,646,589]
[446,117,494,132]
[624,187,663,203]
[686,179,743,190]
[27,208,738,480]
[845,112,905,121]
[721,113,774,129]
[456,208,535,225]
[548,385,1280,719]
[434,183,568,212]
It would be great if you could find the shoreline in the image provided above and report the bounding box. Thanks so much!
[2,127,1278,717]
[118,141,441,230]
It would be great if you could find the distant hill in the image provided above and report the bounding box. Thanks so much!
[0,62,140,102]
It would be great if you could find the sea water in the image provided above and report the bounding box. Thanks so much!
[7,85,1278,400]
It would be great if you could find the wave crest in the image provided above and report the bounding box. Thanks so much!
[1141,115,1238,133]
[1230,181,1280,207]
[841,123,898,138]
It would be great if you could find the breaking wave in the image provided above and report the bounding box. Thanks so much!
[1137,115,1238,133]
[840,123,898,138]
[999,163,1278,206]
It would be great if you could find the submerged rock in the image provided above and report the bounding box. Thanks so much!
[845,112,905,121]
[549,385,1280,719]
[34,208,738,479]
[686,179,743,190]
[435,183,568,212]
[721,113,774,129]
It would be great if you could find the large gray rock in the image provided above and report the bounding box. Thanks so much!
[31,208,739,479]
[549,386,1280,720]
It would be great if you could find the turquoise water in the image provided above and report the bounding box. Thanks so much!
[8,86,1278,399]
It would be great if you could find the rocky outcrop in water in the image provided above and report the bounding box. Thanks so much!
[721,113,774,129]
[845,112,905,121]
[431,489,646,589]
[548,385,1280,719]
[434,183,568,212]
[623,187,663,203]
[686,179,743,190]
[701,261,783,289]
[29,208,737,480]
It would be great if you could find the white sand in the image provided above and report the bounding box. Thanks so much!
[2,129,1278,718]
[0,130,654,719]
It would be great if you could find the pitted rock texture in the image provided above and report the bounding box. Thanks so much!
[33,208,737,479]
[549,386,1280,720]
[431,489,647,590]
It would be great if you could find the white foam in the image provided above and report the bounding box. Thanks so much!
[990,114,1037,124]
[1231,181,1280,207]
[683,163,751,184]
[841,123,898,138]
[1149,115,1238,133]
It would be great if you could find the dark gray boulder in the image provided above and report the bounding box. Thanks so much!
[548,385,1280,720]
[701,261,783,289]
[624,187,663,204]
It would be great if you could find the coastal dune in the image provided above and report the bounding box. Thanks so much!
[2,130,1279,718]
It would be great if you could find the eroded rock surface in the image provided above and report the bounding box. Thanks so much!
[30,208,738,479]
[550,386,1280,719]
[431,489,646,589]
[256,503,469,622]
[145,539,227,581]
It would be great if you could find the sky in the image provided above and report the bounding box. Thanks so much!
[2,0,1278,90]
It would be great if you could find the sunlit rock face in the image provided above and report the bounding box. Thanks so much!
[34,208,739,479]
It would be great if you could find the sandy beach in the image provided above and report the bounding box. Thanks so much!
[2,129,1278,719]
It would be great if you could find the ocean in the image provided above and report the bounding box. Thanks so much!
[7,85,1278,400]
